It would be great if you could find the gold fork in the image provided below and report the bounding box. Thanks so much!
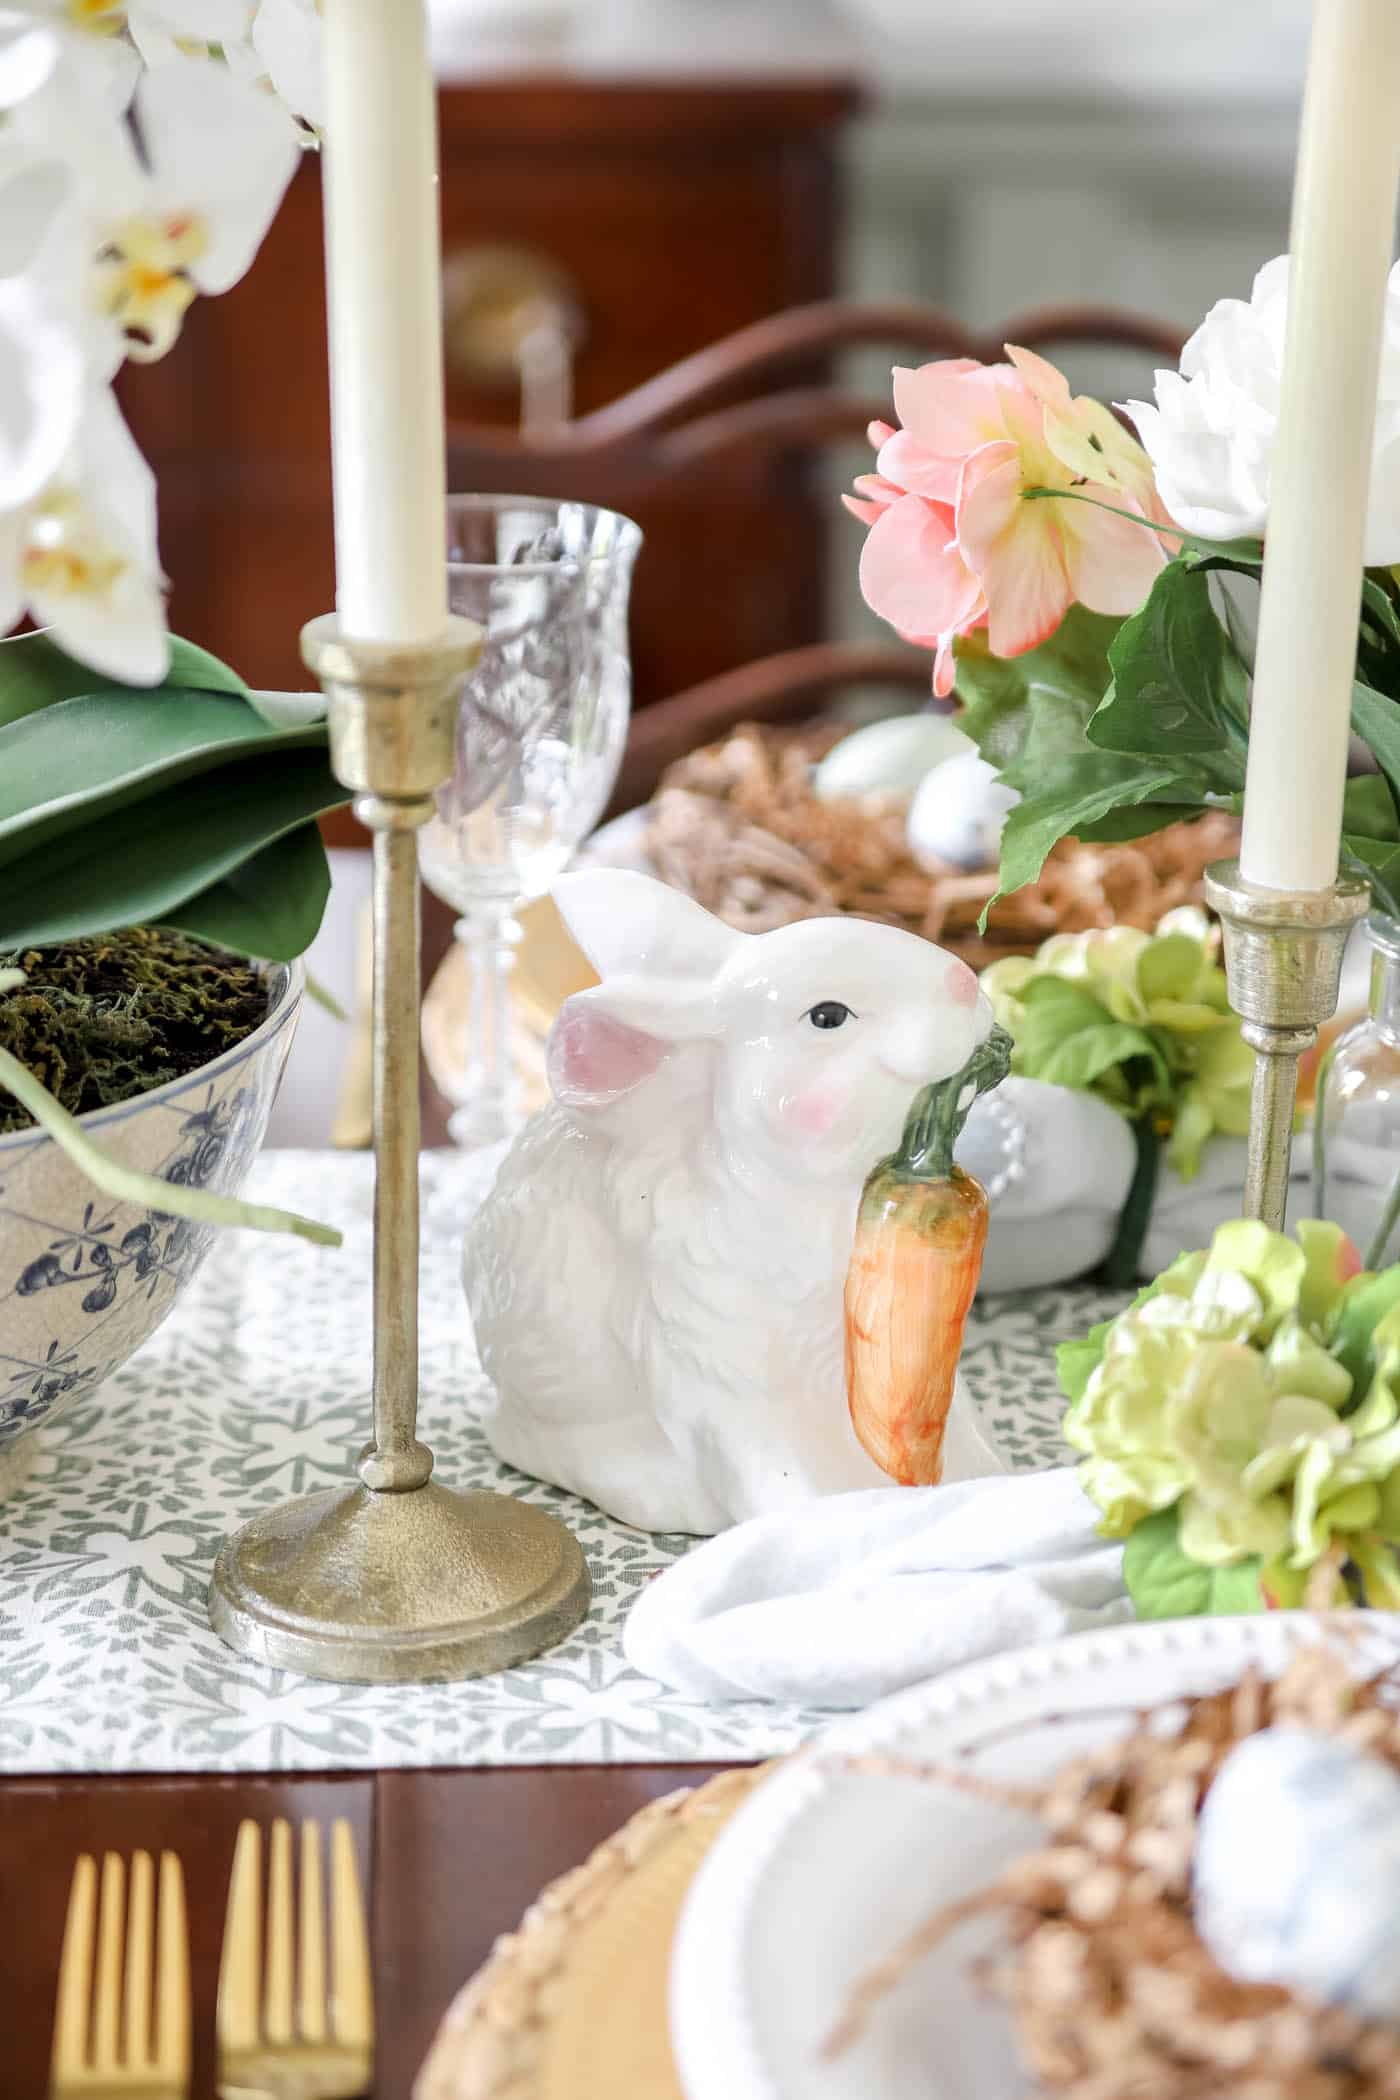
[216,1817,373,2100]
[50,1850,191,2100]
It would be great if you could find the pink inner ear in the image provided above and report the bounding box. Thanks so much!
[548,1003,667,1107]
[943,958,978,1008]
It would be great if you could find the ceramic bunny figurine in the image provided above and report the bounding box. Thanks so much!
[463,869,1001,1533]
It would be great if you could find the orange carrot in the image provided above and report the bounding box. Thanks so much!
[846,1025,1012,1485]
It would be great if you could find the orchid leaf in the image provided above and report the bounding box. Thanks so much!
[0,629,249,728]
[0,691,333,861]
[0,751,344,950]
[160,821,331,961]
[245,689,328,728]
[0,631,112,725]
[0,1042,341,1247]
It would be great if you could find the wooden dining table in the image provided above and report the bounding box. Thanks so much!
[5,1758,737,2098]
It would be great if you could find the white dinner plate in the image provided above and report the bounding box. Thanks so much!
[669,1611,1400,2100]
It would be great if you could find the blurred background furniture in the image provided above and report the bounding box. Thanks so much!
[117,74,861,734]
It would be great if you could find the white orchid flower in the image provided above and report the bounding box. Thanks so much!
[124,0,253,67]
[2,1,258,98]
[0,272,84,512]
[0,146,84,510]
[248,0,322,130]
[0,7,58,106]
[0,385,167,682]
[7,52,300,367]
[2,1,139,107]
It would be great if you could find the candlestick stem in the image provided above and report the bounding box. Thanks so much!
[208,615,591,1683]
[1204,861,1369,1234]
[363,820,432,1489]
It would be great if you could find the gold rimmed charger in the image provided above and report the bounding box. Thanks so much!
[414,1767,766,2100]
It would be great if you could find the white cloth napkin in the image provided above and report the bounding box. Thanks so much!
[623,1467,1131,1708]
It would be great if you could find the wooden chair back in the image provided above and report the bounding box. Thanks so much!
[444,297,1188,810]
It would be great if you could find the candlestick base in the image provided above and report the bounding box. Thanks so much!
[209,1478,592,1684]
[1204,859,1369,1231]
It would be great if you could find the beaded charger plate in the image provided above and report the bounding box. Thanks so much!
[415,1766,767,2100]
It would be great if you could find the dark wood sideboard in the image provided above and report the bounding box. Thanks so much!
[118,75,862,713]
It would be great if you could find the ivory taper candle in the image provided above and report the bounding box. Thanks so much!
[319,0,448,643]
[1239,0,1400,895]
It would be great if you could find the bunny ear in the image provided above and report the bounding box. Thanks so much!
[547,975,716,1113]
[553,869,742,983]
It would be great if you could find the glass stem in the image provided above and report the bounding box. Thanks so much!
[450,904,519,1148]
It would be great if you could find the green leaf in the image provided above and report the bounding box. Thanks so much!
[957,597,1221,911]
[1343,772,1400,840]
[0,632,112,726]
[954,604,1122,771]
[1091,561,1249,775]
[163,636,250,698]
[1361,575,1400,656]
[1122,1506,1266,1620]
[0,691,332,868]
[0,629,250,728]
[1351,679,1400,814]
[1329,1267,1400,1397]
[1069,801,1213,845]
[160,822,332,961]
[1016,976,1169,1096]
[0,1042,340,1246]
[0,750,346,950]
[994,756,1191,899]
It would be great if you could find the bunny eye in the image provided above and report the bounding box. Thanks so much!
[806,1001,854,1031]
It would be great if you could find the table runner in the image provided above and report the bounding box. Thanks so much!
[0,1150,1117,1774]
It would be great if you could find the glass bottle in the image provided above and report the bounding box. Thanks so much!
[1314,913,1400,1266]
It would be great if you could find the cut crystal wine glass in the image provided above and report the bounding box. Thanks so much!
[418,496,641,1147]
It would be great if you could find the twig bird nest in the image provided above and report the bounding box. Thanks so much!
[648,723,1238,964]
[829,1643,1400,2099]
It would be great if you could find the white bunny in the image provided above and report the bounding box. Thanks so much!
[463,869,1001,1534]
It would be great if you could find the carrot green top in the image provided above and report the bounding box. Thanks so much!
[890,1022,1013,1181]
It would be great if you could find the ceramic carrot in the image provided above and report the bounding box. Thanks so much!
[846,1024,1012,1484]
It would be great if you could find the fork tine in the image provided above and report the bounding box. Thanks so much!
[299,1820,328,2044]
[91,1853,125,2075]
[51,1854,97,2085]
[265,1818,295,2045]
[154,1852,190,2086]
[217,1820,262,2056]
[329,1820,372,2051]
[124,1851,154,2071]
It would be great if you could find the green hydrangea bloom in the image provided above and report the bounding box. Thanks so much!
[1062,1219,1400,1613]
[980,908,1249,1178]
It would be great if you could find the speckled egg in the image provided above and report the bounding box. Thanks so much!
[1194,1723,1400,2024]
[906,750,1021,872]
[812,715,973,802]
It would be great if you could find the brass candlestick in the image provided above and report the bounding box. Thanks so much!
[208,614,592,1683]
[1204,859,1370,1232]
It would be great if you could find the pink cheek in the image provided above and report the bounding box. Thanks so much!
[944,959,978,1008]
[786,1087,843,1138]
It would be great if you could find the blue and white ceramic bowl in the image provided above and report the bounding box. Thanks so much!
[0,961,302,1485]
